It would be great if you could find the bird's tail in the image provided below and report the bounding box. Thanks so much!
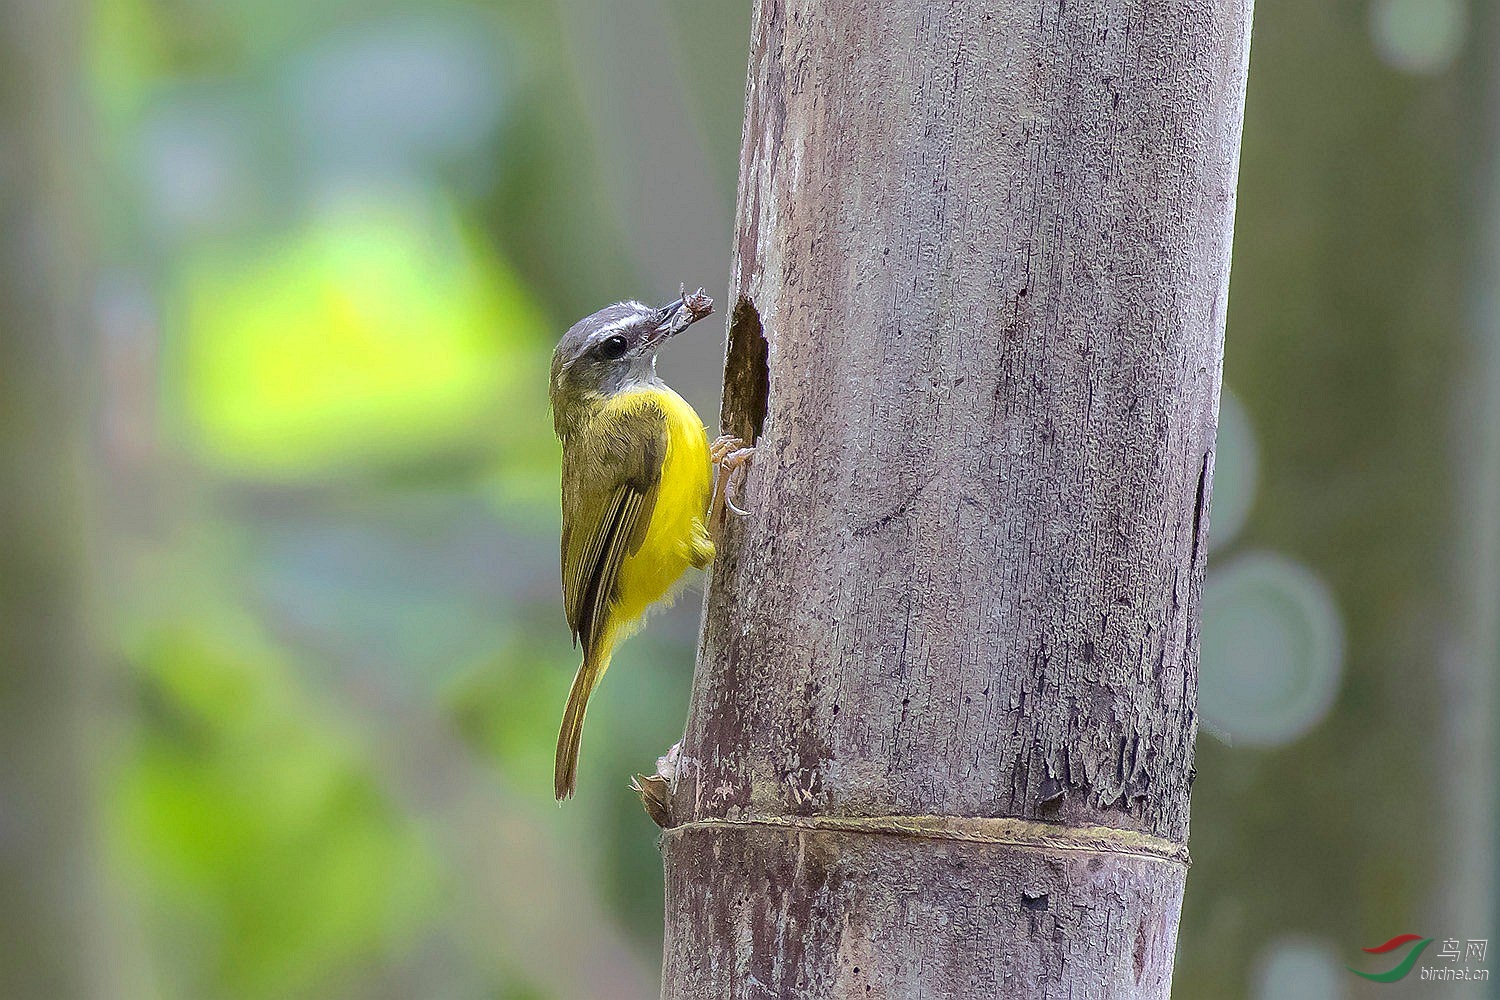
[555,639,614,800]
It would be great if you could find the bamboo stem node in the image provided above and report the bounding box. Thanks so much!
[663,813,1191,867]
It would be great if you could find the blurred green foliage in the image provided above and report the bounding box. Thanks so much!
[446,637,566,798]
[115,616,439,1000]
[82,0,735,994]
[173,195,546,478]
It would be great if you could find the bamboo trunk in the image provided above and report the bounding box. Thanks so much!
[660,1,1253,996]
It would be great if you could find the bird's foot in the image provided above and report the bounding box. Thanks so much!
[709,435,755,529]
[708,434,740,465]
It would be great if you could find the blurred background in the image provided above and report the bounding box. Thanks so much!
[1,0,1494,997]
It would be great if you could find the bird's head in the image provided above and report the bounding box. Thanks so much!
[549,290,713,435]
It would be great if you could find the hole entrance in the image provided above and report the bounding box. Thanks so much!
[723,296,769,443]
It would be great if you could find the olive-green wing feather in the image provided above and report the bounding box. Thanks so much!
[554,401,666,799]
[559,402,666,655]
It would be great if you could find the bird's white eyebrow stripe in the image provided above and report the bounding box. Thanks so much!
[587,303,653,344]
[591,317,635,341]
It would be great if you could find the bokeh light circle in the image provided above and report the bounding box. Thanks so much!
[1253,936,1346,1000]
[1200,552,1344,747]
[1369,0,1467,76]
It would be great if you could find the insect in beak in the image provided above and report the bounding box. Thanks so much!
[647,287,714,349]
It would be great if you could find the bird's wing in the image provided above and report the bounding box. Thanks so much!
[560,400,666,655]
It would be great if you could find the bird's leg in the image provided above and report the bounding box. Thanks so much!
[709,434,755,533]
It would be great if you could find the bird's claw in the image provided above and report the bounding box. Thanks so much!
[709,435,755,529]
[714,434,756,521]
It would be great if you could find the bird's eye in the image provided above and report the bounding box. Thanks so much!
[596,334,629,360]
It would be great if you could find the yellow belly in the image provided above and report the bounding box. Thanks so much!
[610,385,714,625]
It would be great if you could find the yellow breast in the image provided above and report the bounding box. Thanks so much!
[608,385,714,625]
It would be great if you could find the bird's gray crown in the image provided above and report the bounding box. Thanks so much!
[548,291,712,439]
[549,299,677,437]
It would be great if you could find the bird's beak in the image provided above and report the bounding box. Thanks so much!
[648,288,714,347]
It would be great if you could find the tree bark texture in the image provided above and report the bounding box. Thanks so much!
[661,1,1252,998]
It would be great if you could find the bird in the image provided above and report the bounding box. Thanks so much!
[548,288,751,800]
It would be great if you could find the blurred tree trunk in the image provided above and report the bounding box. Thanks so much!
[1452,0,1499,973]
[659,2,1252,997]
[0,1,101,997]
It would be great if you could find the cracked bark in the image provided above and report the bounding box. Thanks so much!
[661,1,1253,997]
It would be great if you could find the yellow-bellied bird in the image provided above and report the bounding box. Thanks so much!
[548,289,750,800]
